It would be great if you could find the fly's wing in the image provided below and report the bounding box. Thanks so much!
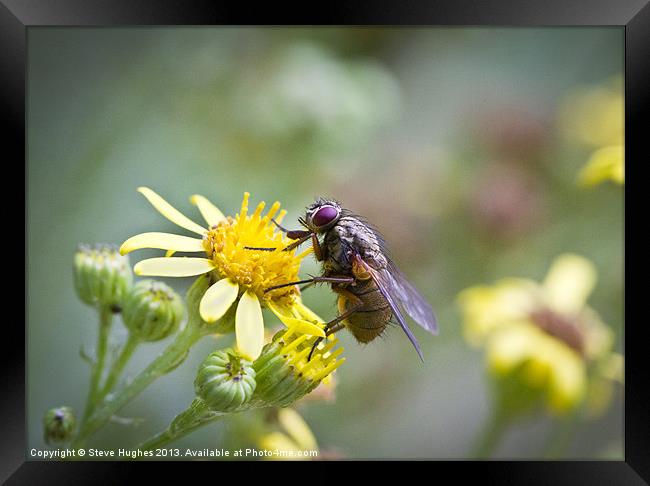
[357,217,438,335]
[384,260,438,335]
[352,253,424,361]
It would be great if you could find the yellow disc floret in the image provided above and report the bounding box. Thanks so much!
[120,188,324,360]
[203,193,307,306]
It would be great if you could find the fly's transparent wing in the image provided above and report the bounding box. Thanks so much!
[352,254,424,361]
[384,261,438,335]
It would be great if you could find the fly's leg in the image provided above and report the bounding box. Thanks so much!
[284,232,323,259]
[244,218,324,256]
[264,275,355,294]
[269,218,292,234]
[299,282,316,292]
[275,231,323,255]
[281,233,312,252]
[244,229,313,253]
[325,322,346,336]
[311,233,323,261]
[308,290,363,361]
[307,338,325,362]
[269,218,315,252]
[243,219,312,251]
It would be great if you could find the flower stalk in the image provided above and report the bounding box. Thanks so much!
[65,190,339,452]
[470,374,536,458]
[136,398,223,452]
[81,305,113,424]
[73,276,231,447]
[135,327,344,451]
[471,407,511,459]
[99,334,139,400]
[542,408,581,458]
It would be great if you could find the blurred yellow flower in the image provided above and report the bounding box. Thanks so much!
[120,188,324,360]
[578,146,624,186]
[558,77,624,186]
[458,254,622,415]
[258,408,318,461]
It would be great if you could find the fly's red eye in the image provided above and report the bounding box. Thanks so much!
[312,206,339,227]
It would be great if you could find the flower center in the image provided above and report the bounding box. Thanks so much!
[202,204,306,306]
[529,308,585,355]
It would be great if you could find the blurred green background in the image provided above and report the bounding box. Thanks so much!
[27,27,623,459]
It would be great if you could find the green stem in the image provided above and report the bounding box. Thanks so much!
[542,410,580,458]
[81,306,113,425]
[471,408,511,459]
[98,334,140,400]
[136,398,223,452]
[73,323,205,447]
[71,276,228,449]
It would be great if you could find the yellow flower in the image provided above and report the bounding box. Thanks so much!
[458,254,622,415]
[258,408,318,461]
[252,327,345,408]
[120,188,325,360]
[578,146,624,187]
[559,77,624,186]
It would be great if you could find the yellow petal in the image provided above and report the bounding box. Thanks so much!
[258,433,305,460]
[137,187,206,235]
[558,82,623,147]
[598,352,624,383]
[277,408,318,451]
[485,324,536,375]
[578,145,624,186]
[294,300,324,324]
[267,302,326,338]
[235,291,265,360]
[458,278,538,346]
[199,278,239,323]
[521,354,551,388]
[190,194,227,227]
[543,254,597,314]
[134,257,214,277]
[297,245,314,259]
[547,351,586,414]
[120,232,205,255]
[581,308,613,359]
[585,376,615,418]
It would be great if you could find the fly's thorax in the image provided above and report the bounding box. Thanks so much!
[323,216,387,273]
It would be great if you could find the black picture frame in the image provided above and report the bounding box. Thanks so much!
[7,0,647,482]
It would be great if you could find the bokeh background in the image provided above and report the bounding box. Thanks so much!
[27,27,623,459]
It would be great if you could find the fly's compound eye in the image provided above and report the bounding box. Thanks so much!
[312,205,339,228]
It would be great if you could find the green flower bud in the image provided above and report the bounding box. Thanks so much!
[251,328,345,408]
[122,280,184,342]
[73,244,133,308]
[195,349,257,413]
[43,406,76,445]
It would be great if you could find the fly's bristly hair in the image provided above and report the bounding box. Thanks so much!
[339,208,390,258]
[307,196,341,212]
[298,195,438,360]
[310,197,411,278]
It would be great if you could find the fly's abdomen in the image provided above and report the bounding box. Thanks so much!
[338,281,391,344]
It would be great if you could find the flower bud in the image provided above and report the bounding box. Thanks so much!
[195,349,257,412]
[251,328,345,408]
[122,280,184,341]
[43,406,76,445]
[73,244,133,308]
